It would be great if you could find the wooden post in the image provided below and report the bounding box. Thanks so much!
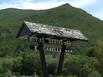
[37,38,49,77]
[57,41,66,74]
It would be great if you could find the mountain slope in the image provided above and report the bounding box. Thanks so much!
[0,8,46,34]
[25,4,103,44]
[0,3,103,47]
[0,8,46,53]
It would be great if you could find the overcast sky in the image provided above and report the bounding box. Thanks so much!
[0,0,103,20]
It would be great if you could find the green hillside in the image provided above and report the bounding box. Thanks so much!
[0,3,103,77]
[0,8,47,57]
[0,3,103,43]
[0,8,46,33]
[26,3,103,45]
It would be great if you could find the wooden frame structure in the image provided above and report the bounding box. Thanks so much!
[17,21,88,77]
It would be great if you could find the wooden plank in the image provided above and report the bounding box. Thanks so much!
[37,38,48,77]
[57,41,66,74]
[17,21,88,41]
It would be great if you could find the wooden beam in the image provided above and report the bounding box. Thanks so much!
[37,38,48,77]
[57,41,66,74]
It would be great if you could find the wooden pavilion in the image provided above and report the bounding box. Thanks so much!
[17,21,88,77]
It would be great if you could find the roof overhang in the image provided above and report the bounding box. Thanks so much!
[17,21,88,42]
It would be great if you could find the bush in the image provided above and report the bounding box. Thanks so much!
[88,70,101,77]
[88,40,103,76]
[64,54,99,77]
[46,54,58,75]
[20,52,41,75]
[87,47,96,57]
[0,57,20,73]
[47,62,57,74]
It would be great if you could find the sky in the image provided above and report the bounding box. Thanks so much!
[0,0,103,20]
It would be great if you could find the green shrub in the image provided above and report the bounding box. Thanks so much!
[20,52,41,75]
[64,54,99,77]
[88,70,101,77]
[46,54,58,75]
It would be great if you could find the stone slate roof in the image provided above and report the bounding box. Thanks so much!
[17,21,88,41]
